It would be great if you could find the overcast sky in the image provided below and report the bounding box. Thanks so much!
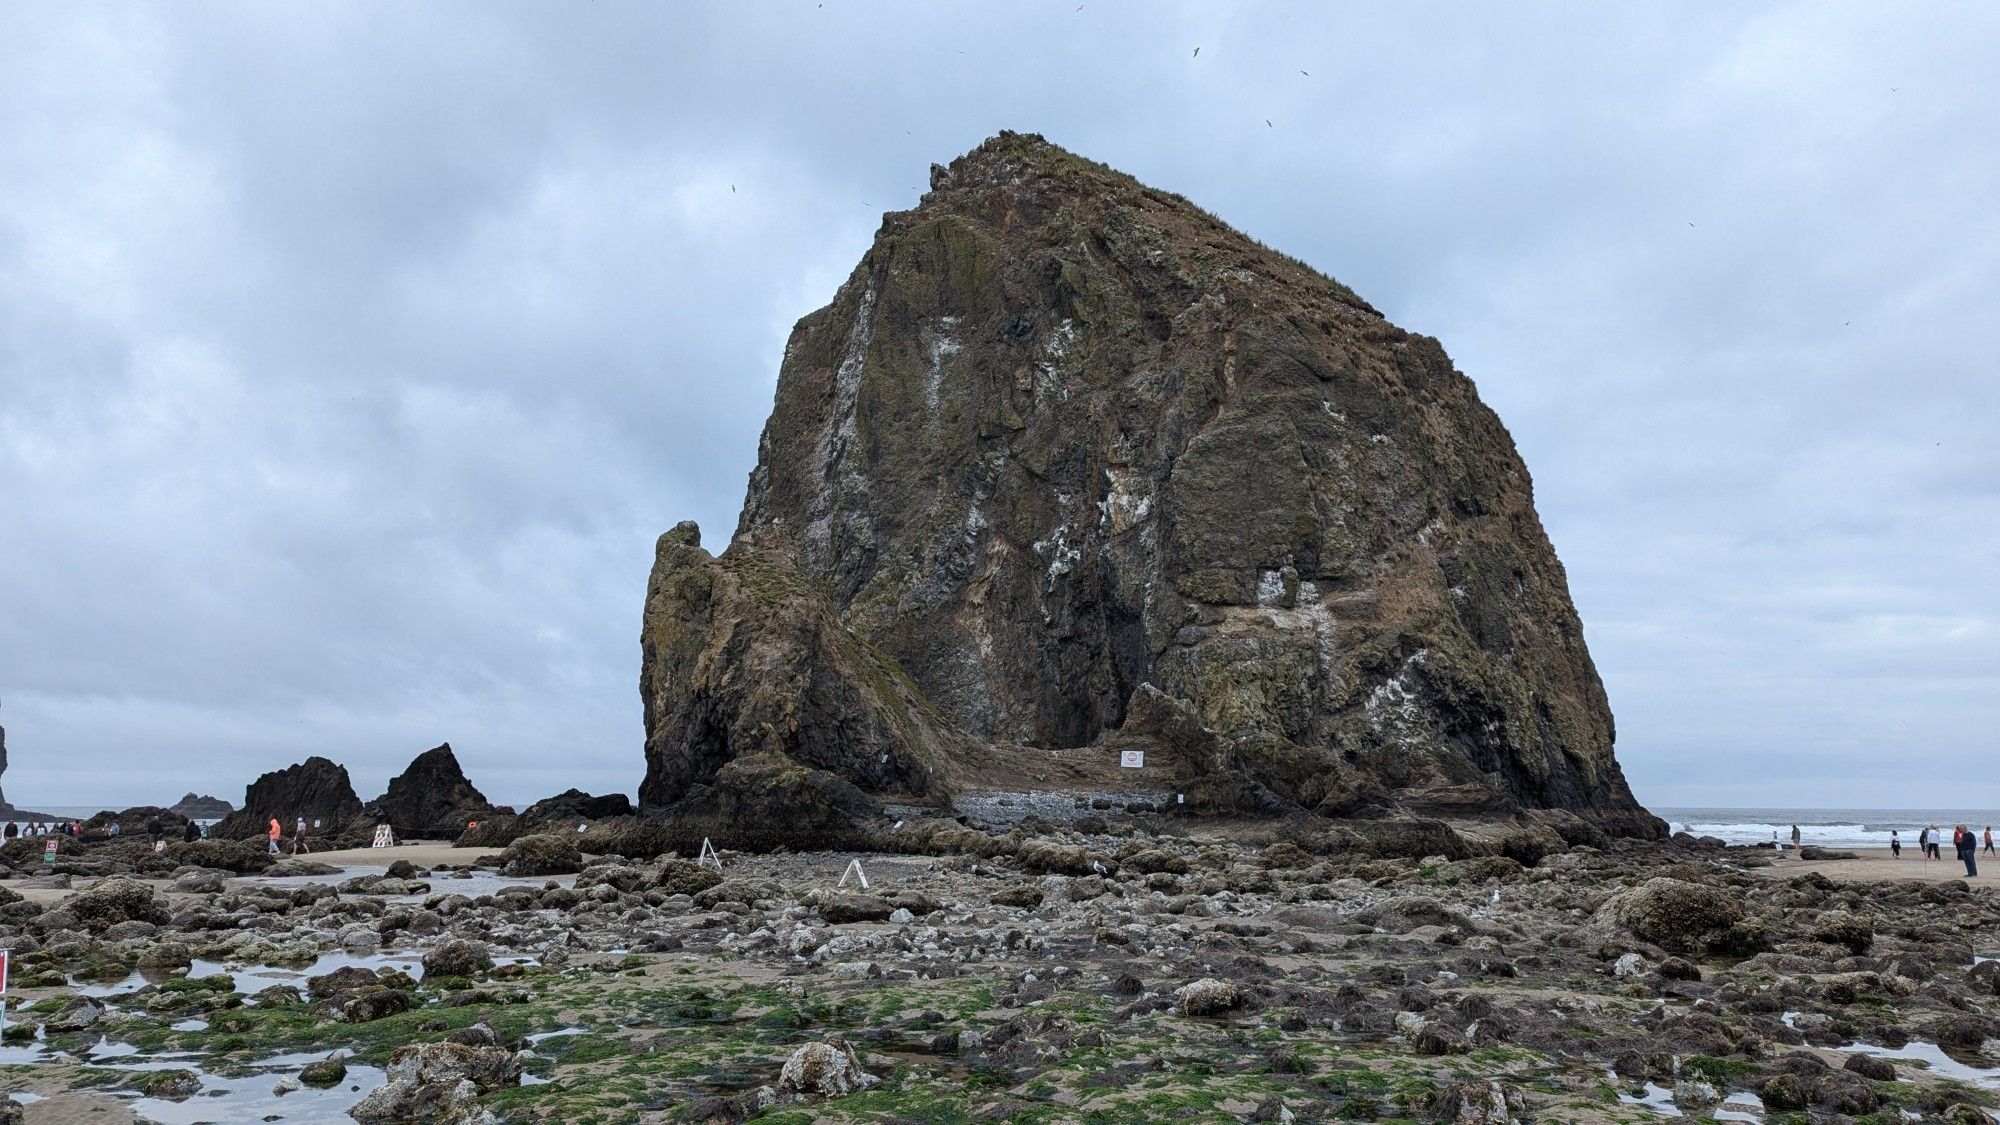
[2,3,1995,811]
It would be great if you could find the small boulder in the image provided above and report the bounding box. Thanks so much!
[655,859,724,896]
[776,1038,878,1100]
[422,939,493,980]
[819,894,894,924]
[66,876,171,932]
[299,1055,348,1087]
[349,1041,522,1123]
[500,834,583,877]
[1174,978,1242,1017]
[1843,1053,1895,1081]
[339,988,413,1023]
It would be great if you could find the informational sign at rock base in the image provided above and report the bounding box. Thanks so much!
[370,825,395,849]
[1119,750,1145,768]
[837,858,870,890]
[42,839,57,869]
[698,837,723,870]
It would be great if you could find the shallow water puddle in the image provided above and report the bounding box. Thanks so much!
[189,950,423,994]
[1615,1080,1682,1117]
[84,1045,385,1123]
[1840,1039,2000,1089]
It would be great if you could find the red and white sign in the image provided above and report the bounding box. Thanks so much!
[1119,750,1145,768]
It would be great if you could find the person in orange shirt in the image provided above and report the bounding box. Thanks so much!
[266,816,282,855]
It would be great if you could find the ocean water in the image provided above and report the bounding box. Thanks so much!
[1658,808,2000,850]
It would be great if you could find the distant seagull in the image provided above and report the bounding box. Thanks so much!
[1193,47,1200,57]
[1891,87,1899,92]
[1688,221,1695,228]
[1266,119,1273,127]
[1844,321,1850,326]
[730,185,736,193]
[1300,69,1310,76]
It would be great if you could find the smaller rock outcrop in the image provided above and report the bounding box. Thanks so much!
[499,833,583,877]
[776,1038,878,1100]
[638,523,959,843]
[521,788,632,822]
[213,757,362,840]
[364,744,492,837]
[66,876,171,932]
[349,1040,521,1123]
[166,793,234,819]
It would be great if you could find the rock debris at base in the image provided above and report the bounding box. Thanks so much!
[1,824,1999,1122]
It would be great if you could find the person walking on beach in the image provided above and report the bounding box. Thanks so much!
[1957,824,1980,877]
[1985,826,1995,856]
[1791,824,1802,849]
[1932,823,1946,860]
[1919,825,1934,861]
[292,816,309,855]
[183,819,199,843]
[266,816,282,855]
[1890,829,1901,858]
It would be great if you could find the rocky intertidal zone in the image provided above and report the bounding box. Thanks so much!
[0,824,1999,1123]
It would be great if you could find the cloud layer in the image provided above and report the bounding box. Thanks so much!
[2,2,1995,809]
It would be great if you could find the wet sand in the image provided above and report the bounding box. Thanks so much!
[1755,844,1997,883]
[295,841,477,868]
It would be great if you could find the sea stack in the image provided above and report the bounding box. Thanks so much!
[214,756,363,839]
[364,743,493,837]
[642,132,1660,841]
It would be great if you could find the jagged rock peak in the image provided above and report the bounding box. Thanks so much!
[366,743,492,837]
[214,756,363,840]
[651,132,1659,839]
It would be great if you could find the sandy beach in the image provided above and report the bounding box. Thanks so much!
[1754,844,1997,883]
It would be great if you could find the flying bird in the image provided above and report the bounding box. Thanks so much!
[1300,69,1310,76]
[1265,119,1273,127]
[730,185,735,193]
[1688,221,1695,228]
[1193,47,1200,57]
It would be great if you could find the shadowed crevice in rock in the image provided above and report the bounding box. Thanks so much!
[642,131,1661,841]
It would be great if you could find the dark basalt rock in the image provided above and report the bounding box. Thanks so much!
[213,757,363,840]
[640,132,1661,841]
[364,744,492,837]
[520,788,633,822]
[166,793,234,819]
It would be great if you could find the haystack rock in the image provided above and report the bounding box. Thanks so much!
[642,132,1661,840]
[364,743,492,837]
[214,756,363,839]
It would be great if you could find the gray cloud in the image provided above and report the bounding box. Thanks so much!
[2,1,1995,810]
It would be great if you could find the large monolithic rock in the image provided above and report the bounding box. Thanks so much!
[364,743,492,837]
[643,132,1661,839]
[214,756,363,839]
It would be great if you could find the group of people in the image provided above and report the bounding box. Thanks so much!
[1887,823,1992,876]
[1,817,208,844]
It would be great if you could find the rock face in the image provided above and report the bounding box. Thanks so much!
[167,793,233,819]
[363,743,491,837]
[642,132,1659,839]
[521,788,632,822]
[213,756,362,840]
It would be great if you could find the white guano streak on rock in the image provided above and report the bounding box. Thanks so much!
[1365,648,1432,745]
[805,277,878,556]
[1258,580,1339,673]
